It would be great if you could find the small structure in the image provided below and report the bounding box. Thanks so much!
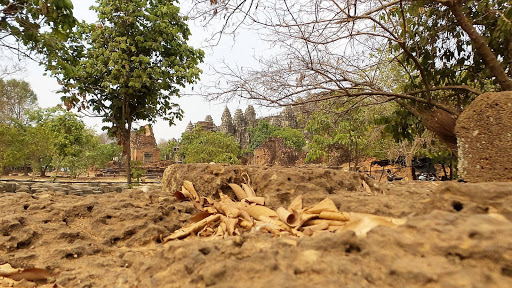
[130,125,160,163]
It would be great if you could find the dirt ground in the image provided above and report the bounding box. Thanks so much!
[1,164,512,287]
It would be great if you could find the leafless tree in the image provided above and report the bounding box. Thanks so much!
[189,0,511,149]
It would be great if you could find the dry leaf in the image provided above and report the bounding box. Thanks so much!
[174,187,191,201]
[245,206,278,220]
[242,197,265,206]
[318,211,350,222]
[0,263,51,281]
[259,216,291,232]
[295,213,319,229]
[164,214,221,241]
[302,222,329,236]
[239,219,254,229]
[214,200,242,218]
[189,211,213,223]
[228,183,247,200]
[221,216,239,236]
[306,198,339,214]
[288,195,303,212]
[277,207,300,227]
[183,181,200,202]
[337,213,407,237]
[241,183,256,198]
[361,179,372,193]
[302,219,346,227]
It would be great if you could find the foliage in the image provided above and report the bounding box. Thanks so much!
[0,106,122,176]
[248,120,305,152]
[130,160,146,183]
[88,141,122,169]
[0,123,24,168]
[48,0,204,183]
[0,79,38,125]
[271,127,306,151]
[158,139,179,161]
[389,0,512,96]
[179,127,240,164]
[27,107,96,176]
[375,108,426,143]
[304,100,393,166]
[247,120,279,151]
[0,0,76,54]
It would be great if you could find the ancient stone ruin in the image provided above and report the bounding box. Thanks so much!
[184,105,300,148]
[130,125,160,163]
[455,91,512,182]
[249,138,303,166]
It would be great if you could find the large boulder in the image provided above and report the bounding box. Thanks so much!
[455,91,512,182]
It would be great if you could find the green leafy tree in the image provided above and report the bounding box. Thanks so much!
[0,123,24,174]
[87,140,122,170]
[271,127,306,151]
[158,138,179,161]
[179,127,240,164]
[0,79,38,124]
[50,0,204,183]
[248,120,279,151]
[28,107,94,176]
[248,120,305,152]
[305,100,392,168]
[0,0,76,54]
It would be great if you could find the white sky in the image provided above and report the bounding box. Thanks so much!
[9,0,278,142]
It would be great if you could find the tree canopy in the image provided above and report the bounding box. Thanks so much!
[0,0,76,57]
[0,79,38,124]
[49,0,204,183]
[179,127,240,164]
[248,120,305,152]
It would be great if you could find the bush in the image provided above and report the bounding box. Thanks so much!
[179,128,240,164]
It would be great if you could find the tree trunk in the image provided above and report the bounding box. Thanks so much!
[125,125,132,184]
[445,1,512,90]
[354,138,359,171]
[40,166,46,177]
[23,163,29,176]
[122,92,132,185]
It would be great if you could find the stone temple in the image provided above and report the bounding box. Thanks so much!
[184,105,300,148]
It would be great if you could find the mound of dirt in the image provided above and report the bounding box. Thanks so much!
[1,166,511,287]
[162,164,386,212]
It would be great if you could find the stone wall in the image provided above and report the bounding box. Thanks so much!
[0,181,131,195]
[249,138,303,166]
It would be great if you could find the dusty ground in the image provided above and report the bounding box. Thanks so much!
[1,164,512,287]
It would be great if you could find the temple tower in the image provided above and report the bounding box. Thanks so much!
[245,105,257,128]
[280,106,298,129]
[220,107,234,134]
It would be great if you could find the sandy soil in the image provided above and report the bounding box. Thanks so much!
[1,164,512,287]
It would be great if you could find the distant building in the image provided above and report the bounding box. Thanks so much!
[130,125,160,163]
[182,105,300,148]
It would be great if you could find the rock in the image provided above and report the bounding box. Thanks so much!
[162,164,375,209]
[455,91,512,182]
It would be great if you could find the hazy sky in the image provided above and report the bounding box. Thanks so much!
[16,0,276,142]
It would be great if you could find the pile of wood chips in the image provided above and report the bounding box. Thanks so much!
[163,181,406,242]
